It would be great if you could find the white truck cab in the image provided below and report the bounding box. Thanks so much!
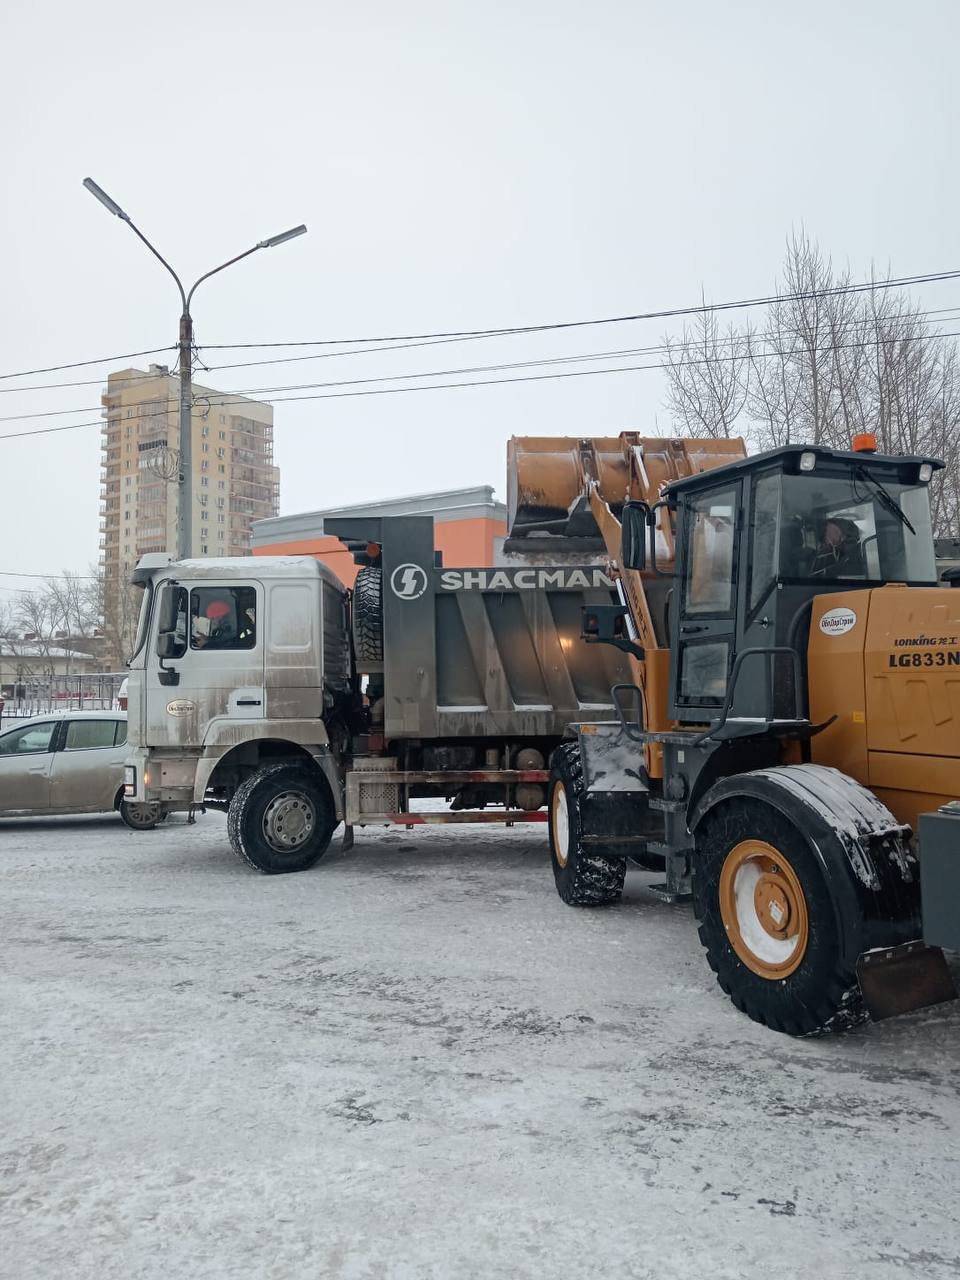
[125,554,351,871]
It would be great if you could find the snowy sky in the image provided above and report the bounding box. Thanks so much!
[1,0,958,594]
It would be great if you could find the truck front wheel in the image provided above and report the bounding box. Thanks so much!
[227,763,337,874]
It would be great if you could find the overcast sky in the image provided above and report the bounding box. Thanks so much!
[1,0,957,596]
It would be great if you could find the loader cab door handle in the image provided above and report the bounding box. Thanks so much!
[679,624,707,635]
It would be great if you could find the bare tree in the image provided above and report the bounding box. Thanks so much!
[664,302,751,439]
[662,230,960,536]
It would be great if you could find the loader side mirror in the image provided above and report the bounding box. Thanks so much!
[621,503,648,571]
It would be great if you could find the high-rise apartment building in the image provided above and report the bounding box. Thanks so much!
[99,364,279,662]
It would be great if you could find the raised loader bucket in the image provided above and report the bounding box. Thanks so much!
[505,433,748,555]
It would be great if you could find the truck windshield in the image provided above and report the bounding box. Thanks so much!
[750,468,937,608]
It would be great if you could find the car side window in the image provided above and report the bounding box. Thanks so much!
[0,722,56,755]
[64,720,119,751]
[114,720,128,746]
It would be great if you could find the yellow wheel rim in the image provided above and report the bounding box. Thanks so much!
[551,784,569,868]
[719,839,809,979]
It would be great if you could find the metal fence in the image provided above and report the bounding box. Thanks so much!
[0,672,126,723]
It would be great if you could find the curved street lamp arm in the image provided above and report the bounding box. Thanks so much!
[124,219,188,313]
[185,244,263,311]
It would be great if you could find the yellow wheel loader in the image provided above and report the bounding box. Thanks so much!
[509,433,958,1033]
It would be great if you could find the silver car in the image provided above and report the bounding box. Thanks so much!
[0,711,164,829]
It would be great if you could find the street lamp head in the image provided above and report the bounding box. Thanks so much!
[258,224,308,249]
[83,177,129,221]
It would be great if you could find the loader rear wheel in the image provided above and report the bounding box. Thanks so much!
[695,798,863,1035]
[548,742,625,906]
[352,566,383,665]
[227,763,337,875]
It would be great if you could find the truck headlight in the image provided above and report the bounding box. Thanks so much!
[124,766,136,797]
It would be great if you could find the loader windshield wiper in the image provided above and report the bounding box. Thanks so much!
[856,466,917,536]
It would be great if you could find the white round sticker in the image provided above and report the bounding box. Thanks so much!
[389,563,429,600]
[819,607,857,637]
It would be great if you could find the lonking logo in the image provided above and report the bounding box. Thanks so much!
[390,563,429,600]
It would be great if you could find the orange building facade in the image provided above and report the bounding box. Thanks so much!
[250,486,507,586]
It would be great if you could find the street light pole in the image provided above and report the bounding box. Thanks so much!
[82,179,306,560]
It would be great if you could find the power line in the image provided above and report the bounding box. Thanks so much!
[5,303,960,399]
[2,263,959,385]
[5,311,960,428]
[195,266,960,350]
[5,324,960,441]
[0,570,99,579]
[0,346,174,383]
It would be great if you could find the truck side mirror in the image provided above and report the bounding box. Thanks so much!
[156,585,186,659]
[157,631,182,659]
[621,503,648,571]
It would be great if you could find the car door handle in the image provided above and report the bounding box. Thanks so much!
[236,699,261,706]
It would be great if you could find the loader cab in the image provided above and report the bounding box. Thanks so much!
[656,445,941,726]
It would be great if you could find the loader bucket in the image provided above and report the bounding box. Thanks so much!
[856,942,957,1022]
[506,434,748,550]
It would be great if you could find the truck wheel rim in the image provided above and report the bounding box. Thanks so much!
[263,791,315,851]
[719,839,808,979]
[552,786,569,867]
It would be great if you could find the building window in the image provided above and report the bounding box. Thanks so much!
[201,461,208,472]
[218,480,225,489]
[201,544,208,554]
[201,511,208,521]
[218,514,225,524]
[219,414,225,424]
[218,464,225,473]
[216,447,224,458]
[202,426,209,437]
[201,477,208,487]
[217,497,224,508]
[202,443,208,453]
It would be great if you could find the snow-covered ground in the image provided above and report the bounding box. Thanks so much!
[2,811,959,1280]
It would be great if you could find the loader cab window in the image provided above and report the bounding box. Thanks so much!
[780,472,936,585]
[684,486,738,616]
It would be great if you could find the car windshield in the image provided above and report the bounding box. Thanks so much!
[750,467,937,609]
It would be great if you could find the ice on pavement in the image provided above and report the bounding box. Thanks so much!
[2,811,959,1280]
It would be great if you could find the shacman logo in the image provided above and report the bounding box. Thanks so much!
[390,563,429,600]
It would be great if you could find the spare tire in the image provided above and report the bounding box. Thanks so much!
[352,566,383,664]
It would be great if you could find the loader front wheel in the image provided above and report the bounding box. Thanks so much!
[548,742,625,906]
[227,763,337,875]
[695,798,862,1035]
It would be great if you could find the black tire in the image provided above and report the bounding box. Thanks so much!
[694,797,863,1035]
[548,742,626,906]
[352,566,383,665]
[227,763,337,874]
[119,799,164,831]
